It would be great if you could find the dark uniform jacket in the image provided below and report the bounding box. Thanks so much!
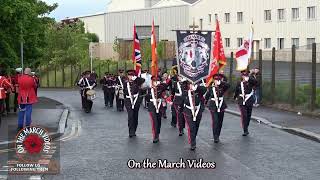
[146,83,168,113]
[123,77,145,110]
[234,77,257,106]
[205,82,230,112]
[183,86,207,117]
[172,81,188,105]
[100,77,116,92]
[78,77,97,96]
[115,76,126,95]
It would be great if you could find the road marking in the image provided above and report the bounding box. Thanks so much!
[29,176,42,180]
[0,148,15,154]
[58,119,81,142]
[58,109,69,134]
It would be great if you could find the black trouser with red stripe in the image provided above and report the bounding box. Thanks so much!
[149,110,162,140]
[210,110,225,139]
[238,105,253,133]
[171,105,177,126]
[174,103,185,132]
[184,113,202,147]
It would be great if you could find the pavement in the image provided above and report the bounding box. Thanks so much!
[0,97,68,149]
[226,102,320,142]
[0,89,319,180]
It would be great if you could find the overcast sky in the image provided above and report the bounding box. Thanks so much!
[42,0,111,20]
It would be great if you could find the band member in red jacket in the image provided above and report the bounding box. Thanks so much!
[4,73,12,114]
[0,69,13,124]
[17,68,38,131]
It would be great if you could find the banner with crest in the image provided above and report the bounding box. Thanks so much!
[176,31,212,84]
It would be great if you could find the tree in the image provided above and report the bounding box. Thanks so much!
[42,21,91,67]
[87,33,99,43]
[0,0,57,69]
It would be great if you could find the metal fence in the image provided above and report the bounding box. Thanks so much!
[38,43,319,113]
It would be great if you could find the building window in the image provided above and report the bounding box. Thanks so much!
[292,8,300,20]
[278,38,285,49]
[278,9,286,21]
[237,38,243,47]
[307,6,316,20]
[208,14,212,24]
[225,38,230,48]
[237,12,243,23]
[264,10,272,21]
[307,38,316,49]
[225,13,230,23]
[292,38,299,48]
[264,38,271,49]
[199,18,203,30]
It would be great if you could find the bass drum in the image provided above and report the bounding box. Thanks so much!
[118,89,124,99]
[86,90,96,101]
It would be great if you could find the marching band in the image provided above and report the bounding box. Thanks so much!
[72,67,259,151]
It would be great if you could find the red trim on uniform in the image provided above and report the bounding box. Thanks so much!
[238,105,244,128]
[210,111,215,129]
[149,112,156,139]
[183,113,191,145]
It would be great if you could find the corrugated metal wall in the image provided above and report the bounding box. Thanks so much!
[80,5,189,43]
[105,5,189,43]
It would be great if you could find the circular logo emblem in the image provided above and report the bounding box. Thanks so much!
[15,126,52,163]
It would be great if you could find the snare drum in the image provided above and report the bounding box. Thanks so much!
[86,90,96,100]
[118,89,124,99]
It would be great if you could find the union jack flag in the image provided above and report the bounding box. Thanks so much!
[133,24,142,76]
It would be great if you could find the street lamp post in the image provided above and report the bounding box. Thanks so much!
[21,41,24,70]
[90,44,93,72]
[20,28,24,70]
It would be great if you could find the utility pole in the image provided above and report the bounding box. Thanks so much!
[20,27,24,70]
[90,43,93,72]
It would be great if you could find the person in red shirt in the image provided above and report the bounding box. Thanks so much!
[4,73,12,114]
[17,68,38,131]
[0,69,13,124]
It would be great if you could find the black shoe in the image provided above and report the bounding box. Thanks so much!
[242,132,249,136]
[153,138,159,143]
[190,146,196,151]
[179,131,184,136]
[163,114,167,119]
[214,138,220,143]
[110,105,113,108]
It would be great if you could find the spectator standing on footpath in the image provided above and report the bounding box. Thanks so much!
[17,68,38,131]
[250,68,261,107]
[0,69,13,125]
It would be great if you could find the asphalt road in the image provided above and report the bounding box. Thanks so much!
[1,89,320,180]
